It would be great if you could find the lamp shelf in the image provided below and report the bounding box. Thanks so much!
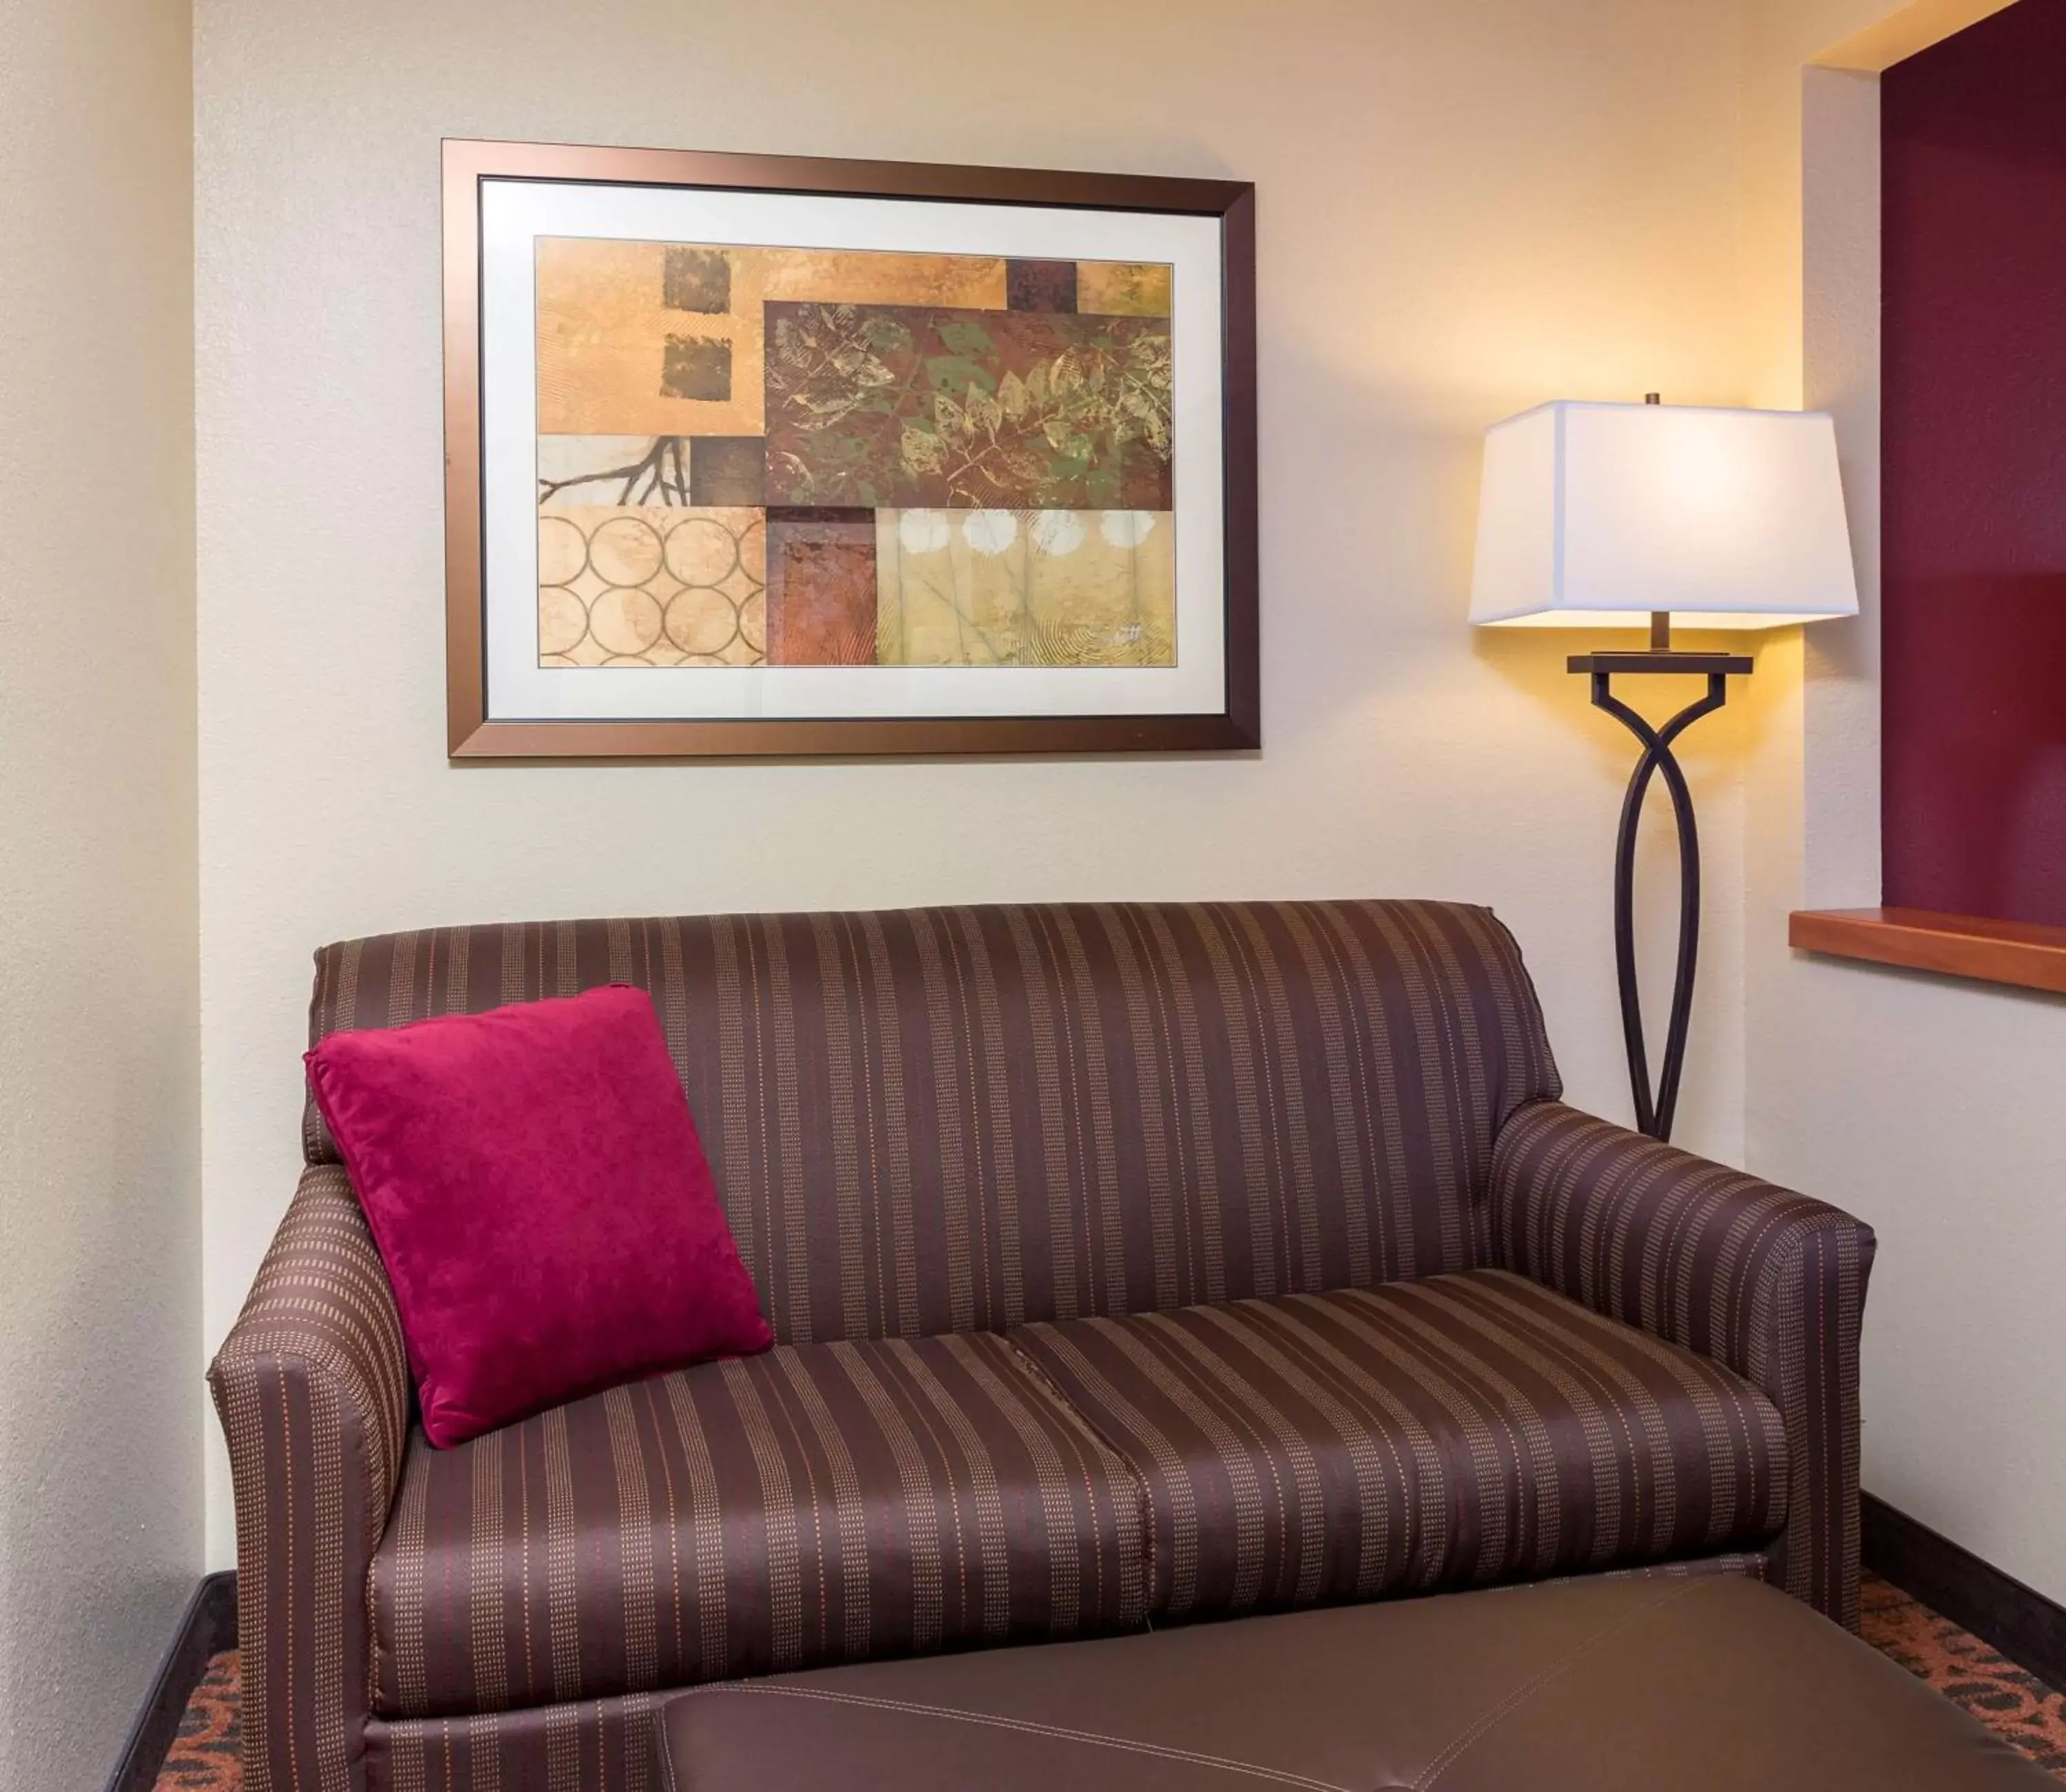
[1789,907,2066,997]
[1565,651,1755,676]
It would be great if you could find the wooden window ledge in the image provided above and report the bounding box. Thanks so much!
[1789,907,2066,997]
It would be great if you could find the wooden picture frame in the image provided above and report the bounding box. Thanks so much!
[442,138,1258,759]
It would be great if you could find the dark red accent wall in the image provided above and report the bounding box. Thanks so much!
[1882,0,2066,928]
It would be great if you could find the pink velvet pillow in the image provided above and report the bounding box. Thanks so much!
[305,984,771,1446]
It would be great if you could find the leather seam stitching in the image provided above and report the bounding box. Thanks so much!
[1412,1579,1709,1789]
[689,1683,1357,1791]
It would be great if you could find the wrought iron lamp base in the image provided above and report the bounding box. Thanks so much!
[1567,635,1753,1143]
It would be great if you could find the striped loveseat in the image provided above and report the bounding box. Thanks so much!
[211,901,1874,1792]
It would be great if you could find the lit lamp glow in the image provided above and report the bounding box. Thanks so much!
[1470,398,1858,1140]
[1471,399,1859,633]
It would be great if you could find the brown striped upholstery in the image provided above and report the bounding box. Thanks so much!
[210,901,1876,1792]
[1010,1272,1788,1618]
[369,1331,1147,1718]
[365,1698,665,1792]
[302,902,1561,1337]
[1490,1101,1876,1628]
[207,1164,411,1792]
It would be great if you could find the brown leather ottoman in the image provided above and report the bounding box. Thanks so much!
[654,1576,2053,1791]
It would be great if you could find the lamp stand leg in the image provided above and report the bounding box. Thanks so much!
[1589,671,1729,1142]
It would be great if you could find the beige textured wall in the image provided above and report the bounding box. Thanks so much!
[0,0,202,1782]
[1740,0,2066,1605]
[194,0,1757,1563]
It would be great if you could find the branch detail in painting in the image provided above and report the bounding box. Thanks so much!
[533,241,1177,670]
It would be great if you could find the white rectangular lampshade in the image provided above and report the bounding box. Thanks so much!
[1469,400,1860,629]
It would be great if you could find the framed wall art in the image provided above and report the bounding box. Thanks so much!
[442,139,1257,758]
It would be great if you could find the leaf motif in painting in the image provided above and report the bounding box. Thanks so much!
[765,300,1172,510]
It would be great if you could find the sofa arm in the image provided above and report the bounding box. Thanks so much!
[208,1163,410,1792]
[1490,1101,1875,1627]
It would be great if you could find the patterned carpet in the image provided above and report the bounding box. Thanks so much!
[153,1576,2066,1789]
[1860,1576,2066,1775]
[152,1649,238,1790]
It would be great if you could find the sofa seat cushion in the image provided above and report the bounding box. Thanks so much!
[1010,1269,1788,1620]
[370,1331,1149,1718]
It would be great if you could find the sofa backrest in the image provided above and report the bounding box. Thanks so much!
[304,900,1560,1344]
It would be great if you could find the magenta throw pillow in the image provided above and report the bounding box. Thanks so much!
[305,984,771,1446]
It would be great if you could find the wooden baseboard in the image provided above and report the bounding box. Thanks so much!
[1864,1492,2066,1689]
[105,1571,238,1792]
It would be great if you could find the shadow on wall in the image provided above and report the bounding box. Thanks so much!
[0,1167,198,1786]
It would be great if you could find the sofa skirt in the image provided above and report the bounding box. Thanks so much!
[362,1548,1775,1792]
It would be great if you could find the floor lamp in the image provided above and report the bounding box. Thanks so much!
[1469,398,1859,1141]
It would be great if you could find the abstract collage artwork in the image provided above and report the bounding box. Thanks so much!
[446,142,1256,756]
[533,241,1177,671]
